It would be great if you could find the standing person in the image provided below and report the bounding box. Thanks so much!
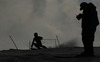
[31,32,47,49]
[76,2,99,57]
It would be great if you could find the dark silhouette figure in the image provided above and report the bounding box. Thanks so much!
[76,2,99,57]
[31,32,47,49]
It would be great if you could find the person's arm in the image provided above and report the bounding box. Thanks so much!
[39,36,43,40]
[31,38,35,48]
[76,13,83,20]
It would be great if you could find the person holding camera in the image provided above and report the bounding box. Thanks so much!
[76,2,99,57]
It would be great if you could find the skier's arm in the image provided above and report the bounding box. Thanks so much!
[31,38,35,47]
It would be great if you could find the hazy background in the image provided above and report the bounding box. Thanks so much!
[0,0,100,50]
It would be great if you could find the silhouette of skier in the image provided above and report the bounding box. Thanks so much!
[76,2,99,57]
[31,32,47,49]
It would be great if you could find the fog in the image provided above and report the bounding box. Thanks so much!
[0,0,100,50]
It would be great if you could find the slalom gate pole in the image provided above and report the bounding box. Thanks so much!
[9,35,18,50]
[56,35,60,47]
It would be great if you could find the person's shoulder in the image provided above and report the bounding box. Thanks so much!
[88,2,96,9]
[38,36,43,40]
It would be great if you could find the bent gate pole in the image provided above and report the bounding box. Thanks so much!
[9,35,18,50]
[56,35,60,47]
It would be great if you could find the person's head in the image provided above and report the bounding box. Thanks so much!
[80,2,88,10]
[34,32,38,37]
